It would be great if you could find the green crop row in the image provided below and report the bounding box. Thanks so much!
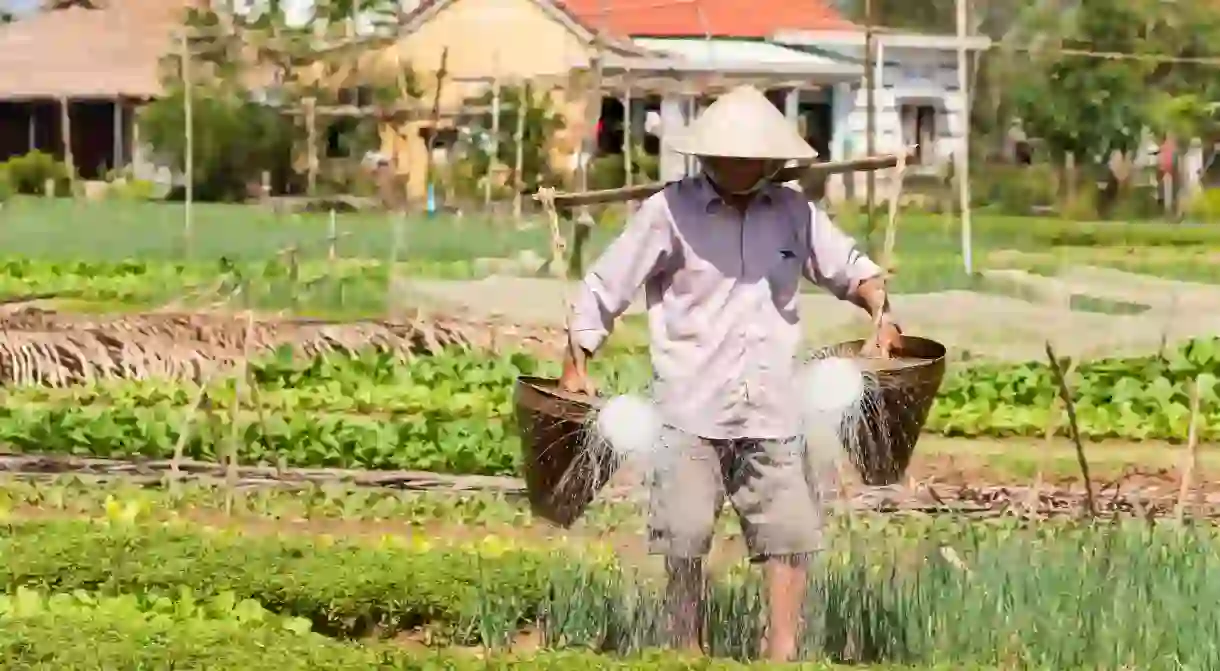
[0,256,494,317]
[2,338,1217,476]
[0,588,899,671]
[0,477,646,532]
[0,349,651,474]
[4,517,1220,668]
[929,336,1220,439]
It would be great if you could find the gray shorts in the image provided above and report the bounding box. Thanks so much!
[647,425,825,560]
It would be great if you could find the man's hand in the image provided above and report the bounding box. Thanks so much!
[865,316,903,358]
[856,277,902,358]
[558,338,597,396]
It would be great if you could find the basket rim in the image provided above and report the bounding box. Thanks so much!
[815,335,947,367]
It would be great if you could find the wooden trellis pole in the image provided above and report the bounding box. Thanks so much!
[512,84,527,221]
[58,97,75,196]
[305,96,318,195]
[422,47,450,210]
[568,37,604,277]
[181,32,194,256]
[622,82,634,197]
[484,54,502,212]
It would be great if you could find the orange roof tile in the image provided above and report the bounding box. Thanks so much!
[559,0,855,38]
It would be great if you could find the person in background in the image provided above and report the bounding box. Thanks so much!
[559,85,901,662]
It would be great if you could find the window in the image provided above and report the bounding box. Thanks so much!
[336,86,376,108]
[900,104,938,165]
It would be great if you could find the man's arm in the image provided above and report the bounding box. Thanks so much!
[568,194,674,356]
[801,203,890,320]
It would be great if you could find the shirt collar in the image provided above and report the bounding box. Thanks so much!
[694,173,777,213]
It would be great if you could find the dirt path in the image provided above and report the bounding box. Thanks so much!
[406,267,1220,362]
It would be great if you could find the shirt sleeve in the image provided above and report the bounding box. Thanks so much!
[568,193,674,353]
[802,202,883,301]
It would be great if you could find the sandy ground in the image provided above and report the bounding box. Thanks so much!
[403,265,1220,362]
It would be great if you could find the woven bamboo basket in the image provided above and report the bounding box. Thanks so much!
[813,335,947,486]
[513,376,618,527]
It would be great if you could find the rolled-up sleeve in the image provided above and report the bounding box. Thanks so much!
[802,203,883,300]
[569,194,674,353]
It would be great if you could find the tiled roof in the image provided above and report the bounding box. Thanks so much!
[559,0,855,38]
[0,0,193,99]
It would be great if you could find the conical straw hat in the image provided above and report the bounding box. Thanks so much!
[666,85,817,160]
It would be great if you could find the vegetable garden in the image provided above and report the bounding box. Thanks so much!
[2,201,1220,668]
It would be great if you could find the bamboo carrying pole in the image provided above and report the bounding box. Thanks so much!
[537,153,911,207]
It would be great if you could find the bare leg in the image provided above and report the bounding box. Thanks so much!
[761,554,808,662]
[664,556,705,655]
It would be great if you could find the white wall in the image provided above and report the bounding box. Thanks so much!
[830,45,966,199]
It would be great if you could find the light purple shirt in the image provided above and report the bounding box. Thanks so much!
[569,175,882,440]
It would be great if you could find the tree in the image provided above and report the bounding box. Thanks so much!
[1006,0,1220,163]
[838,0,954,32]
[140,82,298,201]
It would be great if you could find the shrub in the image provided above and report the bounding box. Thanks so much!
[140,83,296,202]
[1185,187,1220,222]
[0,163,12,202]
[108,178,158,201]
[4,150,71,195]
[586,149,658,192]
[973,163,1057,215]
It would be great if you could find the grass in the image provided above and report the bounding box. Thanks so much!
[0,197,617,262]
[5,197,1220,302]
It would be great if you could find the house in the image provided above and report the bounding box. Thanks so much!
[334,0,654,203]
[384,0,989,197]
[773,28,992,176]
[381,0,868,198]
[559,0,991,192]
[0,0,195,179]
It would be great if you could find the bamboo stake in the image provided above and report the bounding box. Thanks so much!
[305,96,318,196]
[622,83,634,204]
[327,209,338,262]
[423,47,450,208]
[512,84,527,222]
[955,0,974,274]
[863,0,877,250]
[1044,342,1095,517]
[484,56,502,212]
[182,32,194,256]
[569,39,605,278]
[1028,358,1079,516]
[59,96,75,195]
[168,381,210,498]
[536,188,568,279]
[1175,377,1203,524]
[881,148,909,272]
[226,310,255,516]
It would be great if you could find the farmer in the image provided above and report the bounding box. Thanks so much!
[559,85,900,661]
